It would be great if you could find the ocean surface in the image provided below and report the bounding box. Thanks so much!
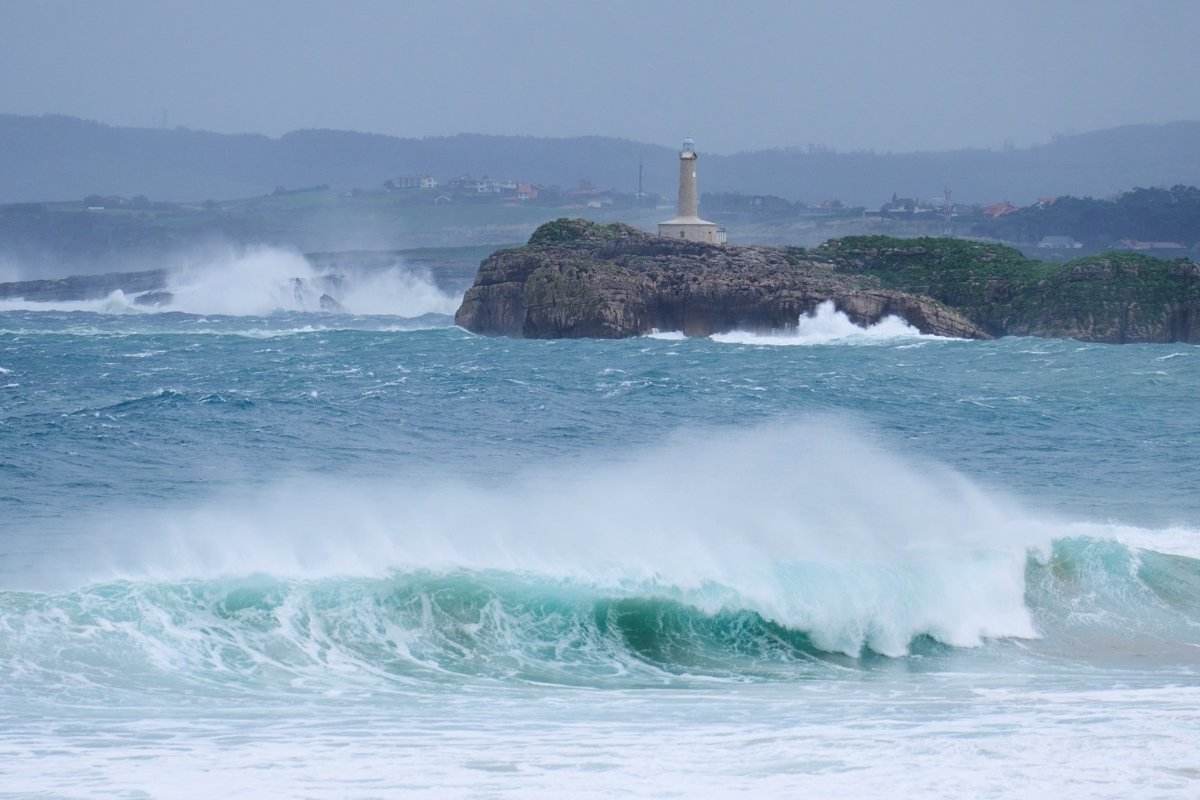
[1,252,1198,798]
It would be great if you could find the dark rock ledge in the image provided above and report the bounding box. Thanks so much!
[456,219,1200,344]
[454,219,988,340]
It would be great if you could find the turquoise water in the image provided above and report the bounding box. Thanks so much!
[1,286,1198,797]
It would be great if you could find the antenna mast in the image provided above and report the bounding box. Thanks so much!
[942,187,953,237]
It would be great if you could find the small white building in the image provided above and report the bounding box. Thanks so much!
[658,137,726,244]
[395,174,438,190]
[1038,235,1082,249]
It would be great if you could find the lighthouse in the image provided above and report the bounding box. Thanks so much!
[658,137,726,244]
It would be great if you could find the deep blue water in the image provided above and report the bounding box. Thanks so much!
[1,304,1198,798]
[2,309,1195,530]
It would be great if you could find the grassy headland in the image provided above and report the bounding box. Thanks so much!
[814,235,1200,341]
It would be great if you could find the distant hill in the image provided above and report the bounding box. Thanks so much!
[0,115,678,206]
[2,114,1200,206]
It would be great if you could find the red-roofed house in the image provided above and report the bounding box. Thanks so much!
[983,201,1019,218]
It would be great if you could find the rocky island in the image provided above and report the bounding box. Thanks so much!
[455,218,1200,343]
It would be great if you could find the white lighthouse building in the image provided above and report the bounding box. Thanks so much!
[658,137,726,244]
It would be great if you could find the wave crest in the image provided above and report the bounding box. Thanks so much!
[4,537,1197,692]
[711,300,945,346]
[38,421,1049,659]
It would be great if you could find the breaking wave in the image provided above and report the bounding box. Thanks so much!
[3,537,1197,693]
[6,418,1196,692]
[159,246,459,317]
[0,245,461,317]
[711,300,945,345]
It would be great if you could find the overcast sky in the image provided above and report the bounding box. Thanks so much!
[2,0,1198,154]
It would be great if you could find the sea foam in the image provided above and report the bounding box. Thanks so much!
[161,245,460,317]
[0,244,461,318]
[711,300,945,345]
[77,419,1050,656]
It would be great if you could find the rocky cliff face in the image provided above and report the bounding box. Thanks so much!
[1010,257,1200,343]
[818,236,1200,343]
[455,219,989,339]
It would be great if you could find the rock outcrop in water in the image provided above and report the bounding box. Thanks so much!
[455,220,1200,343]
[455,219,988,339]
[0,269,169,302]
[0,266,349,311]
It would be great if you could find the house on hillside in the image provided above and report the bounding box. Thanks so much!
[565,185,605,207]
[1038,235,1082,249]
[866,193,937,219]
[446,175,478,192]
[881,193,919,214]
[393,174,438,190]
[983,201,1019,219]
[500,182,540,202]
[476,176,503,194]
[1110,239,1187,253]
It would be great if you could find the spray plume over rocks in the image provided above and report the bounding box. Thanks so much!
[0,244,461,317]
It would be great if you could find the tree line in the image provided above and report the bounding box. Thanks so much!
[973,185,1200,248]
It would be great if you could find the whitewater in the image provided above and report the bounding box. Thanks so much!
[1,260,1198,798]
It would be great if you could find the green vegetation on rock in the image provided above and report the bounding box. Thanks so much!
[458,224,1200,343]
[457,222,989,340]
[526,217,648,247]
[815,235,1200,341]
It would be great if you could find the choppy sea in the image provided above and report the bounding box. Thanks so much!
[1,250,1198,798]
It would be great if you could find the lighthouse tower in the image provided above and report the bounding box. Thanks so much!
[658,137,726,244]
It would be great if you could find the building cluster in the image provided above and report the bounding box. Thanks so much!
[1109,238,1187,253]
[867,192,1191,252]
[1036,236,1186,252]
[385,174,541,202]
[384,145,1192,255]
[864,193,950,219]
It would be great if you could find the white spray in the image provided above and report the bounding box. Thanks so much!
[711,300,946,345]
[87,419,1053,656]
[0,244,461,317]
[162,244,460,316]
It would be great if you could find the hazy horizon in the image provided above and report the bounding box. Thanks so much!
[3,0,1199,155]
[12,111,1200,157]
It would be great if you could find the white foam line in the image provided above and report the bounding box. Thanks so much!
[709,301,951,346]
